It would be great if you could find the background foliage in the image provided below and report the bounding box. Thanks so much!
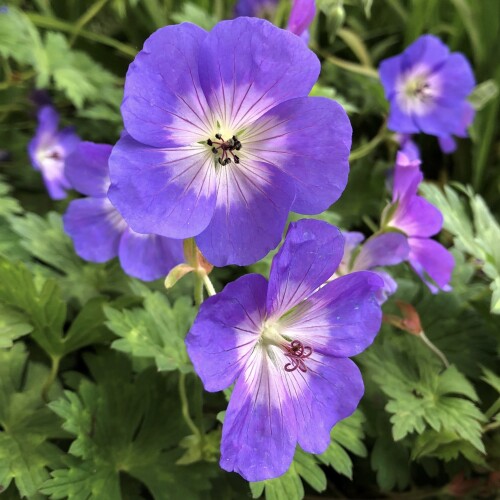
[0,0,499,498]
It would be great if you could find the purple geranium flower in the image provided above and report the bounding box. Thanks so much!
[108,18,350,267]
[28,105,80,199]
[63,141,183,281]
[379,35,475,153]
[383,152,454,292]
[333,231,409,303]
[186,219,383,481]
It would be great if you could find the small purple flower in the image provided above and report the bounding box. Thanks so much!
[235,0,315,39]
[384,152,454,292]
[395,133,420,162]
[109,18,350,267]
[28,105,80,200]
[379,35,475,152]
[186,219,383,481]
[234,0,278,18]
[63,141,183,281]
[287,0,315,39]
[334,231,410,303]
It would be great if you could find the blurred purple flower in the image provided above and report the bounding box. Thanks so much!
[234,0,315,39]
[28,105,80,199]
[334,231,409,303]
[395,133,420,161]
[379,35,475,153]
[186,219,383,481]
[384,152,454,292]
[109,18,350,267]
[63,141,183,281]
[234,0,278,18]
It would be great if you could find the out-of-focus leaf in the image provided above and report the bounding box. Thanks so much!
[171,3,218,31]
[41,32,122,110]
[0,6,44,66]
[469,80,499,111]
[0,303,32,348]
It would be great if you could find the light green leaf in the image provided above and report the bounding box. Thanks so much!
[469,79,499,110]
[318,410,367,479]
[42,31,121,109]
[250,448,326,500]
[107,283,195,373]
[0,7,44,66]
[171,3,218,31]
[0,176,22,220]
[0,303,33,349]
[361,339,486,455]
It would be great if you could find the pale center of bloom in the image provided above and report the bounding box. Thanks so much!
[35,144,65,179]
[206,133,242,166]
[396,66,438,116]
[260,320,313,373]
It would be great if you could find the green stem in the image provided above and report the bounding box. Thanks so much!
[362,216,379,234]
[203,274,217,297]
[349,121,389,161]
[179,372,203,440]
[194,274,204,307]
[41,355,61,402]
[311,44,380,79]
[485,397,500,420]
[26,13,137,58]
[419,332,450,369]
[483,420,500,433]
[69,0,110,46]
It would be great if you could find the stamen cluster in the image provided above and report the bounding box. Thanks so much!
[207,134,242,166]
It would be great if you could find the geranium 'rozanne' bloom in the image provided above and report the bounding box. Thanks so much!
[333,231,410,303]
[383,151,454,292]
[63,141,183,281]
[28,105,80,199]
[186,219,383,480]
[379,35,475,153]
[109,18,350,266]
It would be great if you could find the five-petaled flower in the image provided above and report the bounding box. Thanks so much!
[28,105,80,199]
[63,141,183,281]
[383,151,454,292]
[109,17,351,267]
[186,219,383,481]
[379,35,475,153]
